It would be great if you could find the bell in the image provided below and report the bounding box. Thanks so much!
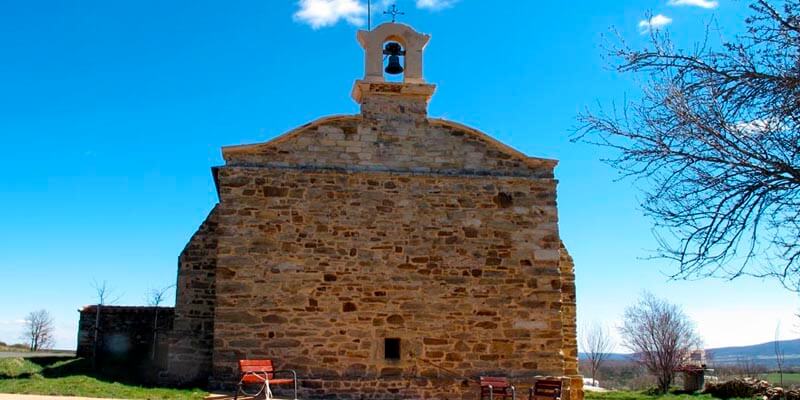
[383,42,405,75]
[385,55,404,75]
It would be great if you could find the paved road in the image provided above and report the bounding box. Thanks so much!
[0,352,75,359]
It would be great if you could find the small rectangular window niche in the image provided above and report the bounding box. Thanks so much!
[384,338,401,360]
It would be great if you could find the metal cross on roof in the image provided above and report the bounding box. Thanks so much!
[383,4,405,23]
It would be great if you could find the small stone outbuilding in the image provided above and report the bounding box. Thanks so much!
[166,22,582,400]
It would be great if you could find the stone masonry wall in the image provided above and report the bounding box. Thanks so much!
[77,305,173,380]
[159,80,584,398]
[167,206,219,386]
[559,244,577,376]
[223,114,555,180]
[211,166,566,399]
[559,244,584,400]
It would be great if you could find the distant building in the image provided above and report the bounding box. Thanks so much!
[678,349,709,392]
[688,349,706,366]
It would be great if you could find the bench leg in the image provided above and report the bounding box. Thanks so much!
[293,372,299,400]
[235,382,268,400]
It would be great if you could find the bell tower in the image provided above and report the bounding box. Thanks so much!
[351,22,436,116]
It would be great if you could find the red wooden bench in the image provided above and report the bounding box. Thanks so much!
[529,378,562,400]
[480,376,516,400]
[234,359,298,400]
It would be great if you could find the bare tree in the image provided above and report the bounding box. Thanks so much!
[93,279,121,306]
[90,280,120,369]
[21,310,54,351]
[145,285,174,360]
[575,0,800,292]
[775,322,785,387]
[619,292,702,393]
[581,321,615,387]
[145,286,171,307]
[731,357,766,379]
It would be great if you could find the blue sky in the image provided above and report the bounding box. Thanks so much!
[0,0,796,351]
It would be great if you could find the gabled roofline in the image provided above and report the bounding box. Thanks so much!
[221,114,360,160]
[220,114,558,171]
[428,118,559,169]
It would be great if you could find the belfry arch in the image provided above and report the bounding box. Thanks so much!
[356,23,430,83]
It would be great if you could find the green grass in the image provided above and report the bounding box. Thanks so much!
[764,372,800,387]
[0,357,208,399]
[0,358,39,378]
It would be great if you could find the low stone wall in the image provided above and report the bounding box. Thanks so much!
[77,305,174,381]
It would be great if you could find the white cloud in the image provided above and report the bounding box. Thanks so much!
[736,119,771,135]
[294,0,460,29]
[638,14,673,33]
[668,0,719,9]
[416,0,458,10]
[294,0,367,29]
[733,118,785,136]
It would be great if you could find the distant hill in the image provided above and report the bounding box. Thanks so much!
[708,339,800,368]
[578,352,630,362]
[579,339,800,368]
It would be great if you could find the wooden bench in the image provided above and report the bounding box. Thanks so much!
[480,376,516,400]
[529,378,562,400]
[234,359,298,400]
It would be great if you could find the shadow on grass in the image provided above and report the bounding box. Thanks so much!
[669,390,704,396]
[1,356,193,390]
[0,357,98,380]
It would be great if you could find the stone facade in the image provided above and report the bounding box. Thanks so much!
[165,22,582,399]
[168,206,219,385]
[77,305,173,381]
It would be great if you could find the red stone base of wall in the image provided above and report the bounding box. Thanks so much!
[254,375,584,400]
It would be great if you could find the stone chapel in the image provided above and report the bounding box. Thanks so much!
[166,22,582,399]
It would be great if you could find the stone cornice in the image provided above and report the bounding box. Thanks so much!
[351,80,436,105]
[216,163,558,181]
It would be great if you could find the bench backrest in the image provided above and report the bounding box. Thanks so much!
[532,379,562,400]
[480,376,511,389]
[239,359,275,376]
